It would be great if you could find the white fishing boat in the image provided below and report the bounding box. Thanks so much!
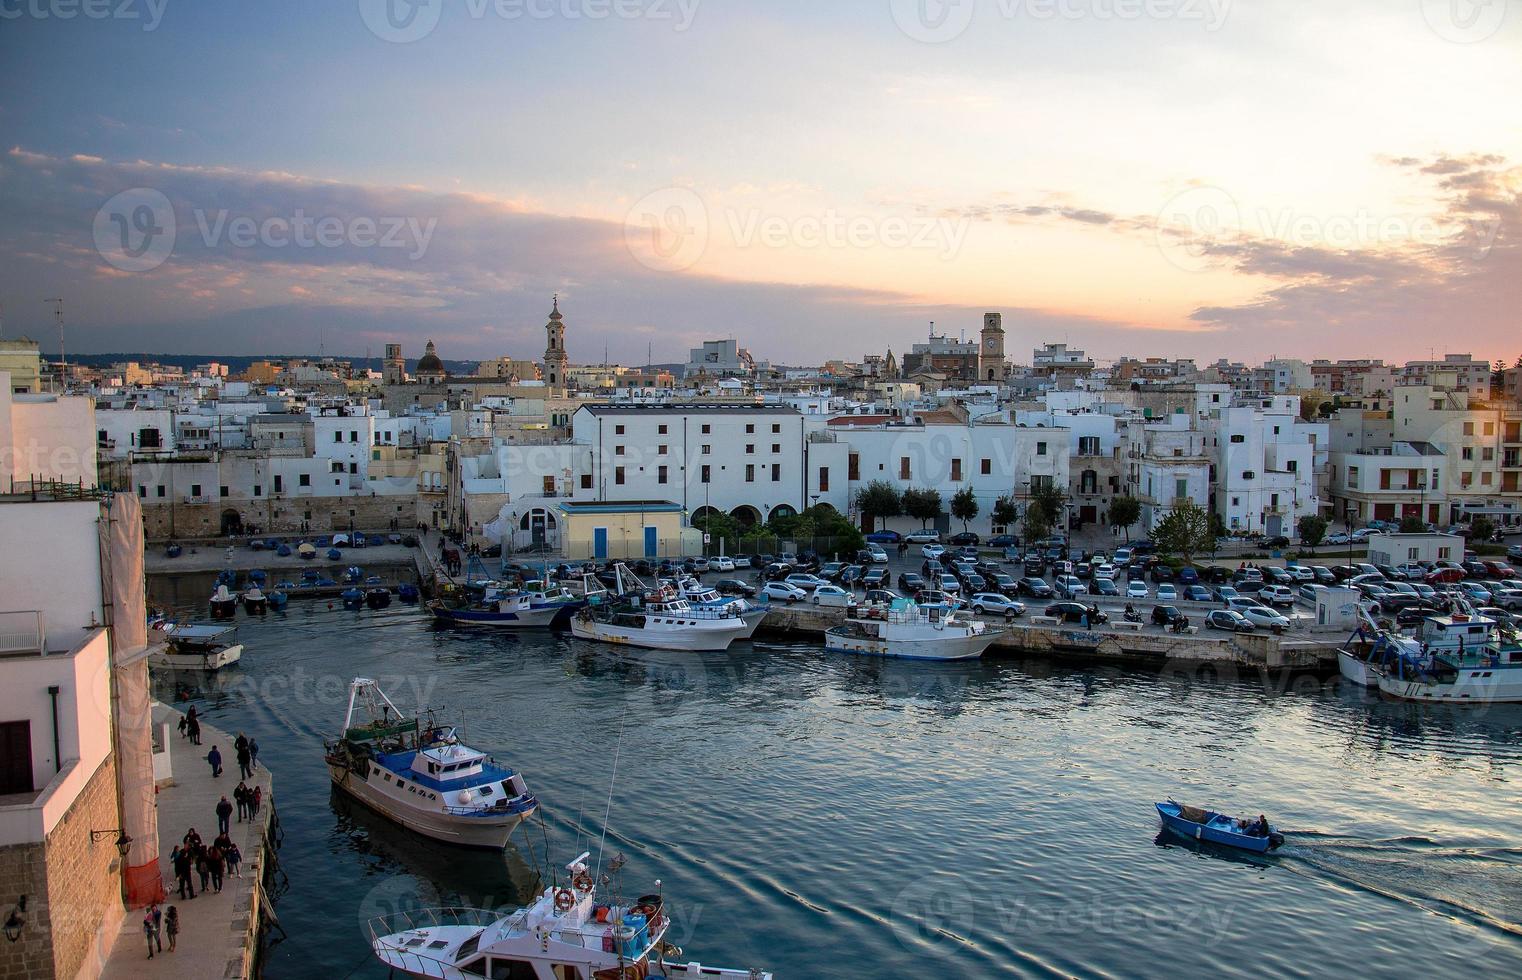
[670,576,770,638]
[149,624,244,672]
[1340,607,1522,702]
[369,851,771,980]
[242,586,268,615]
[824,598,1000,661]
[324,678,538,848]
[209,584,238,619]
[428,581,590,629]
[570,565,755,651]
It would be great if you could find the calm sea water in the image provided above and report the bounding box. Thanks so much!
[147,587,1522,978]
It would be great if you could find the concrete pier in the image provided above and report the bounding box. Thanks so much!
[101,705,278,980]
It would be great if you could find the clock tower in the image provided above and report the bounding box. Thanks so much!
[543,295,569,391]
[979,311,1005,381]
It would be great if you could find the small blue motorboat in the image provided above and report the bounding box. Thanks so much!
[341,587,365,608]
[397,583,420,603]
[1156,801,1284,853]
[352,533,368,548]
[165,543,183,559]
[315,535,332,547]
[301,569,320,584]
[316,576,338,587]
[265,538,281,550]
[363,574,383,586]
[327,548,343,561]
[344,565,364,583]
[248,569,267,585]
[249,539,264,551]
[276,544,293,557]
[268,590,289,609]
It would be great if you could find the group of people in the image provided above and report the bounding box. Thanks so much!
[170,822,243,901]
[176,705,202,745]
[204,731,260,781]
[141,902,178,958]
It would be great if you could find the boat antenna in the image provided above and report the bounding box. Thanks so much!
[594,703,629,883]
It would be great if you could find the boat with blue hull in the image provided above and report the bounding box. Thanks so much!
[324,678,538,849]
[428,582,588,629]
[1156,801,1284,853]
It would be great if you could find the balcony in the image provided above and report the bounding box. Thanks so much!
[0,611,46,657]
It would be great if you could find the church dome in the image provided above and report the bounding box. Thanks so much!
[416,340,444,376]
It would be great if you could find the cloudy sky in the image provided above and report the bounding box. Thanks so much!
[1,0,1519,366]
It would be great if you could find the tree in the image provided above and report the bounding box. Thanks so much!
[1021,484,1067,543]
[992,495,1019,532]
[950,486,979,532]
[1297,514,1328,553]
[1399,515,1426,534]
[902,487,943,528]
[1471,516,1496,542]
[692,510,739,552]
[1109,496,1141,541]
[1152,500,1214,564]
[855,481,902,532]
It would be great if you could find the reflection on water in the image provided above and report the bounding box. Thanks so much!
[145,587,1522,979]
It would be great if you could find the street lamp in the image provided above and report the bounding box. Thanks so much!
[90,828,133,857]
[4,896,25,943]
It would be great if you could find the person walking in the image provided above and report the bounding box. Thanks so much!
[165,906,179,952]
[187,715,201,746]
[143,907,158,958]
[248,737,259,770]
[173,845,195,900]
[236,743,251,780]
[216,795,233,835]
[196,847,210,894]
[206,745,222,778]
[177,714,188,739]
[150,903,163,953]
[234,781,249,822]
[226,840,242,879]
[250,784,263,820]
[207,844,225,893]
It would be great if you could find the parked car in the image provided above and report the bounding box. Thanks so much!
[1156,583,1178,601]
[811,584,857,608]
[1330,565,1361,581]
[865,544,890,563]
[969,593,1026,619]
[762,562,794,581]
[1324,532,1351,545]
[783,573,828,592]
[818,562,846,582]
[1054,575,1086,598]
[1212,585,1241,603]
[914,589,962,608]
[761,581,807,603]
[898,572,927,593]
[1044,602,1108,625]
[1184,585,1212,602]
[948,532,981,547]
[1151,565,1176,583]
[988,534,1019,548]
[1176,566,1200,585]
[1240,605,1291,631]
[865,530,902,544]
[921,544,946,559]
[1285,565,1315,582]
[1022,555,1046,576]
[862,567,888,588]
[937,573,962,596]
[1151,605,1187,627]
[904,529,941,543]
[1296,584,1326,606]
[1259,585,1296,608]
[959,572,987,593]
[1206,609,1255,632]
[1019,577,1055,599]
[1092,578,1121,597]
[1262,566,1294,585]
[714,579,756,597]
[1508,544,1522,561]
[838,565,865,586]
[989,573,1021,597]
[1483,561,1517,579]
[1126,579,1149,599]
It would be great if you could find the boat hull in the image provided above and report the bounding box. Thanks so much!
[824,628,998,661]
[1156,803,1277,853]
[149,643,243,672]
[570,617,748,651]
[428,601,577,629]
[1374,669,1522,703]
[1337,649,1376,687]
[328,763,530,849]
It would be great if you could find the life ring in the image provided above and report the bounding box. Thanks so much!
[554,888,575,912]
[572,871,594,893]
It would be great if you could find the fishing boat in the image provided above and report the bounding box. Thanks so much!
[242,586,268,615]
[570,568,752,651]
[209,584,239,619]
[1156,801,1284,853]
[672,577,770,639]
[1340,608,1522,702]
[149,623,244,672]
[366,587,393,609]
[428,581,589,629]
[327,547,343,561]
[368,851,771,980]
[324,678,538,848]
[824,598,1000,661]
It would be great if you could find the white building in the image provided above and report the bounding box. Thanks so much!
[1213,398,1322,535]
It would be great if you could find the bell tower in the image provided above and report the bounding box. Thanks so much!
[979,311,1005,381]
[543,295,569,390]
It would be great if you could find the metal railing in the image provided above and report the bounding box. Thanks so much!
[0,611,47,656]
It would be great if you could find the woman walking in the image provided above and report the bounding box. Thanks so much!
[165,906,179,952]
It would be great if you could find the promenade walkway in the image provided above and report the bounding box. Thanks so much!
[101,705,275,979]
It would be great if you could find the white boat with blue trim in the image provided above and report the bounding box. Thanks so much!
[1339,608,1522,703]
[824,597,1000,661]
[325,678,538,848]
[428,581,589,629]
[369,851,771,980]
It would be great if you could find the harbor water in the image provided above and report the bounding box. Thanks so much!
[147,594,1522,978]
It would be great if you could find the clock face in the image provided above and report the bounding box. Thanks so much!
[986,339,997,350]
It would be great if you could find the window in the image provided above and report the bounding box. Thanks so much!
[746,423,755,433]
[543,476,556,494]
[1286,459,1297,472]
[848,454,860,481]
[658,465,668,484]
[1483,447,1494,461]
[1036,442,1047,456]
[701,445,711,455]
[274,475,283,492]
[615,424,625,435]
[701,465,711,483]
[745,464,755,482]
[220,486,229,497]
[1270,493,1279,507]
[1230,434,1245,443]
[746,444,755,454]
[1347,466,1358,487]
[980,458,992,475]
[1463,447,1474,460]
[299,473,311,487]
[580,474,592,489]
[253,485,262,497]
[899,457,911,480]
[1078,436,1100,456]
[349,462,358,474]
[1485,422,1495,436]
[701,424,711,434]
[771,463,781,482]
[333,432,342,443]
[950,459,962,481]
[614,445,625,456]
[350,431,359,442]
[614,466,625,485]
[1463,422,1475,436]
[819,467,829,492]
[772,423,781,433]
[658,424,668,434]
[191,484,202,497]
[1175,478,1188,500]
[658,445,668,455]
[772,444,780,454]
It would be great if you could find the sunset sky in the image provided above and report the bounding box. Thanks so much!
[1,0,1519,366]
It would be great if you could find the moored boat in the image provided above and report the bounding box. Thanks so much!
[368,851,771,979]
[397,583,420,603]
[209,584,239,619]
[268,589,289,609]
[1340,608,1522,703]
[1156,801,1283,853]
[149,623,244,672]
[824,598,999,661]
[429,581,589,629]
[324,678,538,848]
[342,587,365,608]
[242,586,268,615]
[672,576,770,638]
[366,587,392,609]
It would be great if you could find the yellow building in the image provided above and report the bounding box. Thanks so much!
[0,338,43,393]
[557,500,696,559]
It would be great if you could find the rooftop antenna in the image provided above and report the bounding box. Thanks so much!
[45,298,64,369]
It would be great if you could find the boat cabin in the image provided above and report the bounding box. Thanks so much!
[412,742,488,782]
